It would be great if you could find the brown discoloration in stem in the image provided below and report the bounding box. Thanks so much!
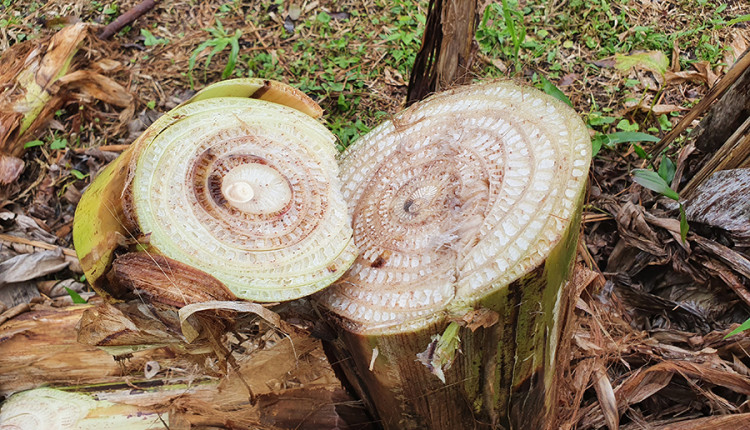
[108,252,236,307]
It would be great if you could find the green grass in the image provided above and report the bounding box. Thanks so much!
[4,0,745,154]
[474,0,746,159]
[213,0,427,149]
[188,19,242,88]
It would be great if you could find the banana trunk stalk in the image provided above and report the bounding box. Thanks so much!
[73,78,357,304]
[318,81,591,429]
[0,303,367,430]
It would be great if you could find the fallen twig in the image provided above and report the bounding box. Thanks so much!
[73,144,130,154]
[0,233,81,273]
[98,0,157,40]
[0,233,77,259]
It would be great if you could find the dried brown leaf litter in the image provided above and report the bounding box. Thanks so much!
[0,23,134,185]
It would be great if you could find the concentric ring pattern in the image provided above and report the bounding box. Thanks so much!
[320,81,590,334]
[130,98,357,302]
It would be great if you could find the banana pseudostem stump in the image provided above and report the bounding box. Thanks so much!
[319,81,591,429]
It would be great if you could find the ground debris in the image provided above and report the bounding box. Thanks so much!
[0,23,134,185]
[686,169,750,247]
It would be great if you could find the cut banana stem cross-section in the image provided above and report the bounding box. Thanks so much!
[321,81,590,334]
[74,79,357,303]
[317,81,591,429]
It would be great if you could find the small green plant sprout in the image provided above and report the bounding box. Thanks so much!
[537,75,572,107]
[49,137,67,150]
[631,167,688,243]
[726,317,750,338]
[65,287,88,304]
[23,139,44,149]
[188,19,242,88]
[501,0,525,73]
[70,169,88,180]
[591,131,660,157]
[23,135,68,151]
[140,28,168,46]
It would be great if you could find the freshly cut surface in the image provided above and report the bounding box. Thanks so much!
[320,81,591,334]
[74,79,357,302]
[0,388,162,430]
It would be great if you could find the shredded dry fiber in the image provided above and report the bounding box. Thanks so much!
[319,80,591,429]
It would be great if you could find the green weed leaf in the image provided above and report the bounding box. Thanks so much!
[591,134,606,157]
[141,28,168,46]
[592,131,660,157]
[633,144,650,160]
[539,75,572,107]
[188,20,241,88]
[606,131,660,145]
[23,140,44,148]
[587,114,616,127]
[658,156,676,185]
[189,40,213,70]
[222,30,241,79]
[70,169,88,180]
[317,11,331,24]
[632,169,679,201]
[65,287,88,304]
[658,114,672,131]
[50,138,67,150]
[726,317,750,338]
[616,119,639,132]
[615,50,669,77]
[725,14,750,27]
[679,203,688,243]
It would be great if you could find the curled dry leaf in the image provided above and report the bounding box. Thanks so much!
[613,201,667,257]
[665,70,710,86]
[179,300,282,343]
[57,70,134,108]
[592,365,618,430]
[724,30,750,70]
[92,59,122,72]
[693,61,721,87]
[0,248,69,287]
[665,60,721,87]
[623,98,688,115]
[0,23,87,184]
